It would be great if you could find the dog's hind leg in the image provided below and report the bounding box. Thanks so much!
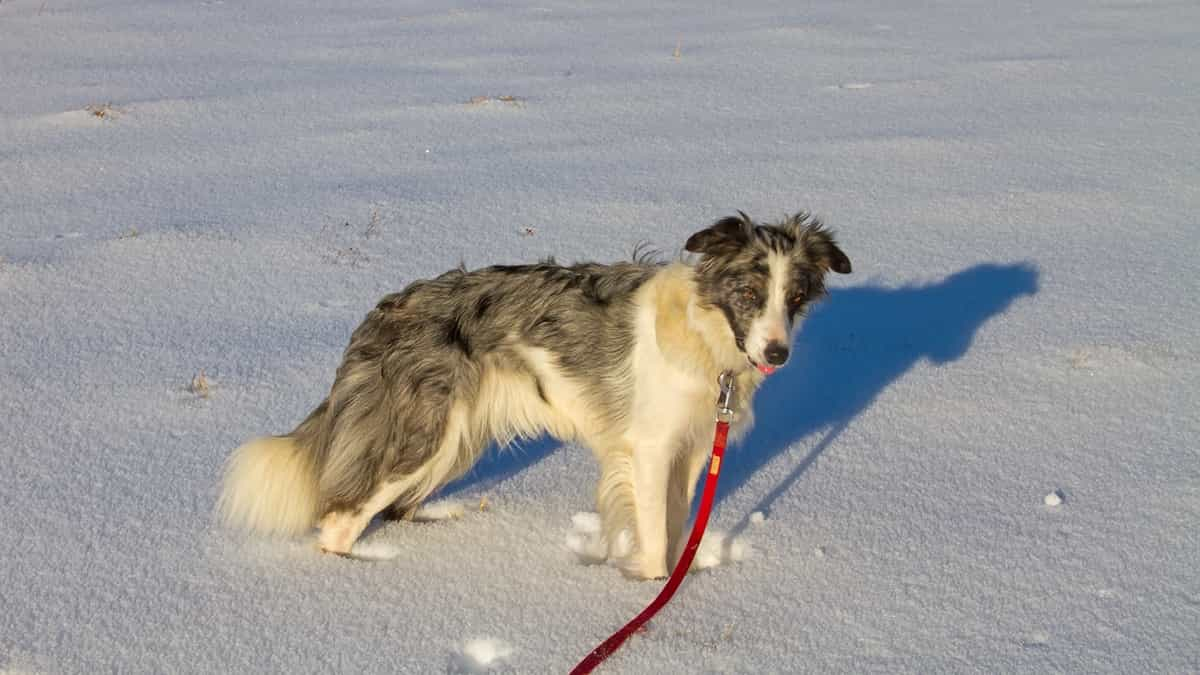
[317,401,477,555]
[317,479,412,555]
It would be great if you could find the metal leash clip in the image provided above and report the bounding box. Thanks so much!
[715,370,736,423]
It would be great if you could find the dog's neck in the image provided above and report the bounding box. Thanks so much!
[684,298,747,373]
[652,264,752,381]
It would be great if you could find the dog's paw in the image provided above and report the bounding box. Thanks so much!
[565,514,671,578]
[380,499,466,522]
[411,499,466,522]
[616,558,668,581]
[348,540,402,562]
[318,540,401,562]
[607,530,669,580]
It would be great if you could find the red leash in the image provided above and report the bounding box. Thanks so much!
[570,372,736,675]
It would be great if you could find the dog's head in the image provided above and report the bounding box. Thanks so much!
[686,211,851,373]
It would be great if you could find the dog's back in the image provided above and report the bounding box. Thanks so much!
[220,258,661,545]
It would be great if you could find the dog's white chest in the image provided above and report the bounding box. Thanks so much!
[627,309,717,456]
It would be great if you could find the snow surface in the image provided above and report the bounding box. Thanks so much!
[450,638,515,674]
[2,0,1199,672]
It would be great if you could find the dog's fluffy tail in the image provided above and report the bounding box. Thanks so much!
[218,436,319,536]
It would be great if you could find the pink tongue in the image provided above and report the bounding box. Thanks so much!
[757,363,776,375]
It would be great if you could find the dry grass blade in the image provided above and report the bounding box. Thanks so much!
[466,95,524,107]
[188,370,210,398]
[85,102,119,119]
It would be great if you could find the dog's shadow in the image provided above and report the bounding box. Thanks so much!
[721,261,1038,521]
[446,263,1039,527]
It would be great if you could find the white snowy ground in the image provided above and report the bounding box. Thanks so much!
[2,0,1198,672]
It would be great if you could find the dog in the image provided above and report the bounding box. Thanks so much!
[218,211,850,579]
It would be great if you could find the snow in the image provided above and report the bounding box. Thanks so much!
[450,638,515,674]
[2,0,1199,672]
[565,511,608,566]
[690,530,750,571]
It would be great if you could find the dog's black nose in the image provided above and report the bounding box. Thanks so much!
[763,342,789,366]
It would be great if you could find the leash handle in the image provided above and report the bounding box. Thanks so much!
[570,373,734,675]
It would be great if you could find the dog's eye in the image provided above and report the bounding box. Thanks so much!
[790,279,810,306]
[738,288,758,303]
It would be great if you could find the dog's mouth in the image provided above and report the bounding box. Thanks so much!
[736,337,777,375]
[747,356,776,376]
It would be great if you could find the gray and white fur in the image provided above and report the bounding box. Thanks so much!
[219,211,851,578]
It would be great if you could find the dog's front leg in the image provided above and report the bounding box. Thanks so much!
[666,444,712,568]
[629,444,673,579]
[594,439,671,579]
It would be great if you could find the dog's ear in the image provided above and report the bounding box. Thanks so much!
[685,211,754,255]
[788,213,852,274]
[811,233,852,274]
